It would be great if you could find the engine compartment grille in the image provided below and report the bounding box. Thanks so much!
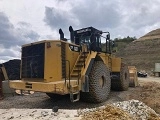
[21,43,45,78]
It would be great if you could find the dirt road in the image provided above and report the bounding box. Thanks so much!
[138,76,160,83]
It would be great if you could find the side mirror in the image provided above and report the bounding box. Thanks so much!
[112,41,115,47]
[106,33,110,40]
[112,41,117,53]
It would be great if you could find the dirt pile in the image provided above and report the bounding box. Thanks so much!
[113,100,160,120]
[80,105,133,120]
[2,59,21,80]
[80,100,160,120]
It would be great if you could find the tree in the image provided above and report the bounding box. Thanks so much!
[113,36,137,51]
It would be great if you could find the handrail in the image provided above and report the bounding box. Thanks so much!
[83,52,86,68]
[77,52,87,85]
[77,51,89,84]
[63,60,71,87]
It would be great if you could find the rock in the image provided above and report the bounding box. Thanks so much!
[52,106,59,112]
[65,114,70,118]
[32,110,37,113]
[29,114,34,117]
[8,116,14,119]
[112,99,160,120]
[74,114,79,117]
[80,100,160,120]
[51,112,58,116]
[41,111,49,117]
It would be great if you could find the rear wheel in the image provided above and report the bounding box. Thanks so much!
[111,63,129,91]
[81,61,111,103]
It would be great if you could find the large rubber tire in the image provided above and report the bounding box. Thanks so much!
[81,61,111,103]
[111,63,129,91]
[46,93,63,101]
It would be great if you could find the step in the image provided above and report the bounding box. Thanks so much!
[71,91,79,95]
[70,77,79,80]
[72,70,81,74]
[82,52,89,55]
[71,85,79,89]
[80,53,88,57]
[70,91,80,102]
[70,74,79,77]
[70,84,79,91]
[80,55,87,58]
[78,60,85,63]
[75,64,83,67]
[73,69,81,72]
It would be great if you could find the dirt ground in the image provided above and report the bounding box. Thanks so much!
[128,77,160,114]
[0,76,160,119]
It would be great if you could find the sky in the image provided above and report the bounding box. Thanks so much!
[0,0,160,63]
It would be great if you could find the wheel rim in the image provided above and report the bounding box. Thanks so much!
[125,72,127,80]
[99,76,105,88]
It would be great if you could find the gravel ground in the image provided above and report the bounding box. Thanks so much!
[0,109,80,120]
[1,77,159,110]
[0,89,133,109]
[0,77,160,120]
[1,100,159,120]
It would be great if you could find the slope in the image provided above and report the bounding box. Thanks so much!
[116,29,160,73]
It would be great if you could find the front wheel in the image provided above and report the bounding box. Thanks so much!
[81,61,111,103]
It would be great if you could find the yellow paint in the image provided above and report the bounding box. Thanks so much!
[44,41,62,82]
[81,51,97,76]
[65,42,79,78]
[9,80,80,94]
[94,53,121,72]
[98,53,109,66]
[111,57,121,72]
[10,39,123,95]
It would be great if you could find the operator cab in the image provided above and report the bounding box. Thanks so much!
[60,26,112,53]
[73,27,102,52]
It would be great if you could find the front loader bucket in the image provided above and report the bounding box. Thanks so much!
[128,66,139,87]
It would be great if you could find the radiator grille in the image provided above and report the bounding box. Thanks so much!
[61,42,66,78]
[21,43,45,78]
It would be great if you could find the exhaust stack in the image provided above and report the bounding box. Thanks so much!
[69,26,74,43]
[59,29,67,41]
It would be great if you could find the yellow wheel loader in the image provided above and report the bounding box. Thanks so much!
[10,26,130,103]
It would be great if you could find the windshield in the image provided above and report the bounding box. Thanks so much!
[80,36,90,44]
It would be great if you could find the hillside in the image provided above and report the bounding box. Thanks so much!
[116,28,160,73]
[137,28,160,41]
